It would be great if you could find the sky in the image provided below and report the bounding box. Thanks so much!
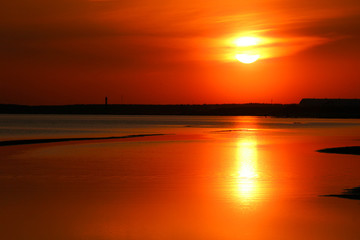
[1,0,360,105]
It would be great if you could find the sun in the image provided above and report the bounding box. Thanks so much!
[235,54,260,64]
[235,37,259,47]
[234,36,261,64]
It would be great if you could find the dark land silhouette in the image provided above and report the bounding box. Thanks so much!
[318,146,360,155]
[323,186,360,200]
[300,98,360,106]
[0,99,359,118]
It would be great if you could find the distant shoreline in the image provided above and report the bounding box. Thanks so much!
[1,103,359,118]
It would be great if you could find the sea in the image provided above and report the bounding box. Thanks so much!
[0,114,360,240]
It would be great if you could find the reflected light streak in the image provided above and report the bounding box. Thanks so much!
[235,138,259,204]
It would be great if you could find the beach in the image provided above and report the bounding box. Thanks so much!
[1,115,360,240]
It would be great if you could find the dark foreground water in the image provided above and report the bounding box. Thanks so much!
[0,114,360,240]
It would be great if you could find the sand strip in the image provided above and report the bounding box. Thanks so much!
[0,134,166,146]
[322,186,360,200]
[317,146,360,155]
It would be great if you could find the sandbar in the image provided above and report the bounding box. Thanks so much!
[317,146,360,155]
[323,186,360,200]
[0,134,166,147]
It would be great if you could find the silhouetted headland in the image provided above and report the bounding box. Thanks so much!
[317,146,360,155]
[0,134,166,147]
[1,98,359,118]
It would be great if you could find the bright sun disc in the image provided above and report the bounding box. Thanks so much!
[235,37,259,47]
[235,54,260,64]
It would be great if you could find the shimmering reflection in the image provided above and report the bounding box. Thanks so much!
[234,137,260,204]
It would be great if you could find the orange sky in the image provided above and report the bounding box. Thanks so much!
[1,0,360,105]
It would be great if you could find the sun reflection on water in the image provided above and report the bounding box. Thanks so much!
[235,138,260,204]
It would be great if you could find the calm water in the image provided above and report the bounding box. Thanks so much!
[1,114,360,240]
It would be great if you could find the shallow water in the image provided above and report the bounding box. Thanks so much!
[0,115,360,240]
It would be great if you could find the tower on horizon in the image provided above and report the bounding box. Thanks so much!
[105,96,108,105]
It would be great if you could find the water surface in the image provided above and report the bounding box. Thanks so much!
[0,115,360,240]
